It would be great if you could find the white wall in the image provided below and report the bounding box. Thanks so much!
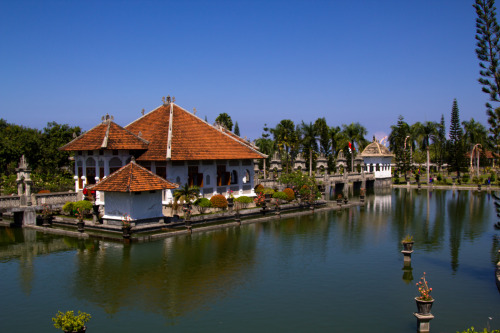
[103,191,163,221]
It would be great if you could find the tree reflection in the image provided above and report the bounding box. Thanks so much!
[72,227,257,319]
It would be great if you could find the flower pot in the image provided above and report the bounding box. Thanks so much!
[336,199,342,206]
[402,241,414,252]
[42,216,51,227]
[122,226,131,239]
[344,198,348,204]
[64,327,86,333]
[77,220,85,233]
[415,297,434,315]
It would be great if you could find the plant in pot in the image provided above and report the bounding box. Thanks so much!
[401,234,414,251]
[336,194,342,206]
[52,310,91,333]
[122,214,132,239]
[41,204,52,227]
[360,188,365,202]
[75,208,85,233]
[415,272,434,315]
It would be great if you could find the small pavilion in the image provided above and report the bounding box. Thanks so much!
[88,160,178,225]
[359,137,394,187]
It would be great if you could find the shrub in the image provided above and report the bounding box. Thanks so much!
[262,187,275,195]
[283,188,295,201]
[461,174,470,183]
[436,174,443,182]
[73,200,93,215]
[272,191,289,202]
[62,202,75,216]
[490,172,496,182]
[194,198,212,214]
[254,184,264,193]
[235,195,253,208]
[210,194,228,209]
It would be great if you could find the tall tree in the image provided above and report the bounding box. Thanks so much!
[474,0,500,153]
[449,99,466,179]
[389,116,410,178]
[299,121,318,176]
[215,113,233,131]
[271,120,298,173]
[462,118,488,149]
[341,122,368,171]
[255,123,274,172]
[234,121,240,136]
[314,117,330,156]
[436,115,447,170]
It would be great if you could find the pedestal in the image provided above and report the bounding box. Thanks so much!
[414,312,434,333]
[401,250,413,263]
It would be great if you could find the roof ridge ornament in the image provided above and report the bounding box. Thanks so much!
[101,114,114,123]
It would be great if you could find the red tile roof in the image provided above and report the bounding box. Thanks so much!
[88,161,178,192]
[60,120,149,151]
[125,103,266,161]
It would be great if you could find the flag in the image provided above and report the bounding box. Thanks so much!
[348,142,354,153]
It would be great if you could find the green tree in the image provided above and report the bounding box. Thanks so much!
[271,119,298,173]
[215,113,233,131]
[389,116,410,178]
[449,99,466,179]
[436,115,447,170]
[255,123,274,171]
[341,122,368,171]
[299,121,318,176]
[474,0,500,153]
[234,121,240,136]
[314,117,330,156]
[462,118,488,149]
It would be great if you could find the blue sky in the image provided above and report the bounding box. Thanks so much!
[0,0,488,144]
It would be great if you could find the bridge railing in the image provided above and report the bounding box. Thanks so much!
[0,192,78,210]
[0,195,21,209]
[34,192,78,207]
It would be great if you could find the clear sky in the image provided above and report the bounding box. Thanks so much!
[0,0,488,144]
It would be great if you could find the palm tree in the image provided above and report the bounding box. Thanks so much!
[299,121,318,176]
[271,120,298,173]
[173,183,200,206]
[415,121,438,184]
[462,118,488,149]
[341,122,368,171]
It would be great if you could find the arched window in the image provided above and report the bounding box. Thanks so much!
[86,157,96,184]
[243,169,250,184]
[231,170,238,184]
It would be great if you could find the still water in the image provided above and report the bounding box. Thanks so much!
[1,189,499,332]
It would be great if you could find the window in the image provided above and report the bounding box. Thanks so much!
[109,157,122,174]
[188,166,203,187]
[217,165,230,186]
[230,170,238,184]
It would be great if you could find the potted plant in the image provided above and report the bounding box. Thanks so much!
[227,190,234,208]
[415,272,434,315]
[401,234,414,251]
[75,208,85,233]
[41,204,52,227]
[360,188,365,202]
[122,214,132,239]
[52,310,91,333]
[336,194,342,206]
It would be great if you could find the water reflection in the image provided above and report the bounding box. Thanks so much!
[0,188,499,326]
[72,227,257,318]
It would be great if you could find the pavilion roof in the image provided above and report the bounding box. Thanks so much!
[88,160,178,192]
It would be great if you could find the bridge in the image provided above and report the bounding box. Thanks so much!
[0,156,78,225]
[256,170,382,197]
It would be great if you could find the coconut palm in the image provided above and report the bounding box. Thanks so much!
[271,119,298,173]
[299,121,318,176]
[341,122,368,171]
[173,183,200,205]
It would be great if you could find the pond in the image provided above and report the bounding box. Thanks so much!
[0,188,499,332]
